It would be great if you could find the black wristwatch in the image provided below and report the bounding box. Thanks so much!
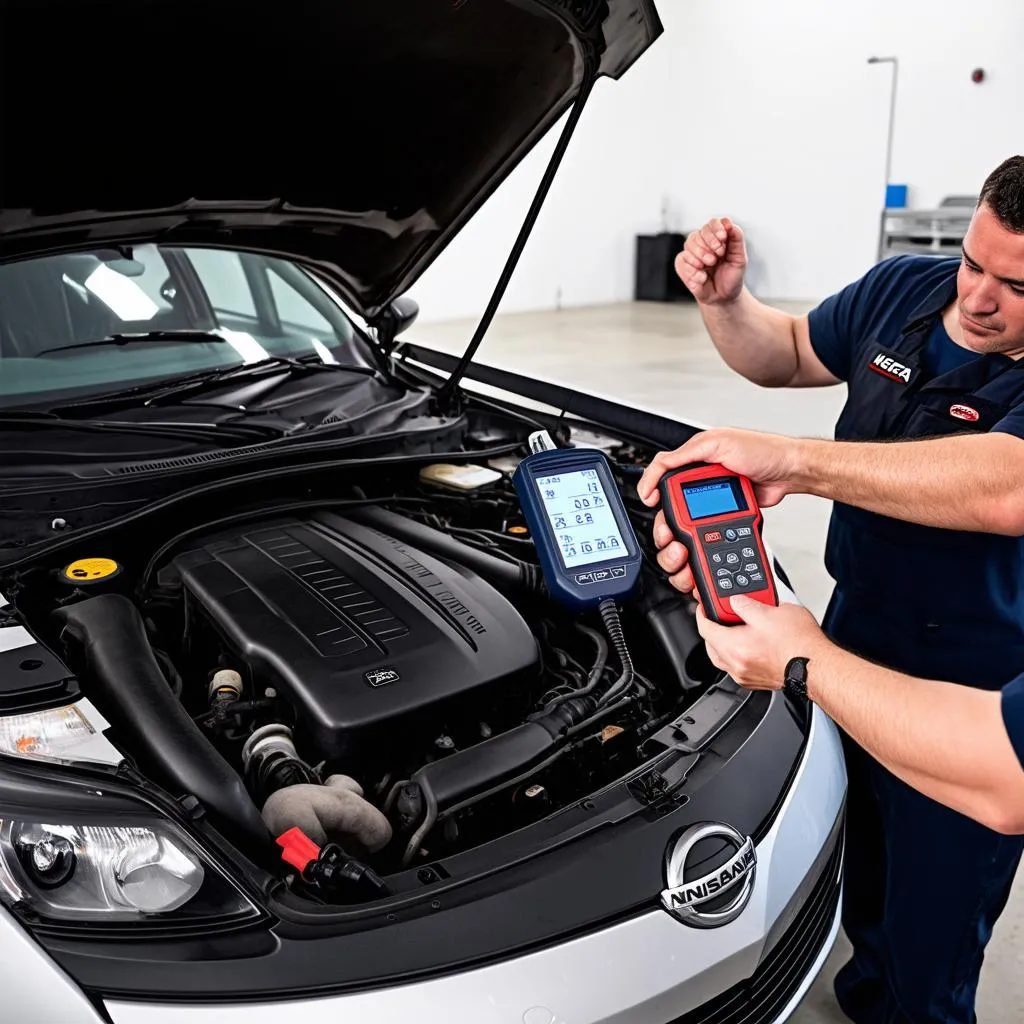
[783,656,810,701]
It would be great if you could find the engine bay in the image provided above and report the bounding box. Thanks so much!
[168,510,541,763]
[3,420,727,907]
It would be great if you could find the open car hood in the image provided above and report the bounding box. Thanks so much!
[0,0,661,321]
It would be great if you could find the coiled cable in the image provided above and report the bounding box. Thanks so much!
[596,599,635,706]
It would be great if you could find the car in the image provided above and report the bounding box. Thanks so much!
[0,1,846,1022]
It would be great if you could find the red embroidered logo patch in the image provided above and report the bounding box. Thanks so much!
[949,404,980,422]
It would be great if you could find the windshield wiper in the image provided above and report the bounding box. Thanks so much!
[35,330,228,357]
[138,355,380,407]
[37,355,379,418]
[0,410,282,444]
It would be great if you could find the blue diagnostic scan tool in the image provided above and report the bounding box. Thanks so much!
[512,431,642,611]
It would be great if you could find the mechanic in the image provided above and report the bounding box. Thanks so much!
[690,594,1024,836]
[636,155,1024,1024]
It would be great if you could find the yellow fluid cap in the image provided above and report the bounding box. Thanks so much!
[61,557,121,584]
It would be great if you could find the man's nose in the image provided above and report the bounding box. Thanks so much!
[965,277,1000,314]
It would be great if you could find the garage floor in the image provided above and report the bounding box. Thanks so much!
[410,301,1024,1023]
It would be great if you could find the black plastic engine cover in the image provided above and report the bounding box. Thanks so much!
[171,512,540,760]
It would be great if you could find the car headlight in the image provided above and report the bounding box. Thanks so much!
[0,679,262,931]
[3,820,202,916]
[0,814,258,926]
[0,700,123,767]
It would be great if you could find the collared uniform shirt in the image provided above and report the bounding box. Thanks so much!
[807,254,1024,689]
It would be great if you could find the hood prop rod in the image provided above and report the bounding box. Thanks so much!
[434,70,598,415]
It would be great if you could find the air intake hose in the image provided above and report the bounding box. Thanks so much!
[638,575,706,692]
[400,613,632,823]
[394,690,624,867]
[261,775,393,853]
[53,594,270,847]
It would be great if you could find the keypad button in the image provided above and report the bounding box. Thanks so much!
[726,553,739,565]
[735,574,749,586]
[716,568,731,578]
[744,562,758,573]
[736,527,752,537]
[717,578,733,590]
[725,529,738,541]
[741,547,755,559]
[711,553,723,564]
[750,572,764,582]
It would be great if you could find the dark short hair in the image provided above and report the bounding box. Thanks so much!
[979,157,1024,233]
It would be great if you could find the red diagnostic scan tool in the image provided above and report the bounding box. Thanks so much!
[658,462,778,625]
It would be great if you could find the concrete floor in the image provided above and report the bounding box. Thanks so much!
[410,301,1024,1023]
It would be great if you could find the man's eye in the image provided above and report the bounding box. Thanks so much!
[964,261,981,273]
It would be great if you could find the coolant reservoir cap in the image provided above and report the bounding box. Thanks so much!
[61,557,122,585]
[419,463,501,491]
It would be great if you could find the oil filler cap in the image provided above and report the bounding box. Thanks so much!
[60,557,122,585]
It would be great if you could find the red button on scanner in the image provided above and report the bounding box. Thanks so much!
[704,531,722,543]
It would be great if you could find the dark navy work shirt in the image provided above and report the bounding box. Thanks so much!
[807,255,1024,689]
[923,319,980,377]
[1002,675,1024,770]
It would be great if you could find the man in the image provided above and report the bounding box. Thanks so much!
[636,155,1024,1024]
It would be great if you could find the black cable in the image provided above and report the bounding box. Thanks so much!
[541,625,608,711]
[564,694,636,739]
[470,528,535,548]
[401,780,438,867]
[382,778,410,816]
[444,528,525,566]
[597,599,635,706]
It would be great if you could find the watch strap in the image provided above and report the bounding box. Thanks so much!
[783,656,810,700]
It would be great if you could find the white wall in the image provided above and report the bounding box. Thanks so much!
[410,0,1024,322]
[410,22,676,323]
[662,0,1024,302]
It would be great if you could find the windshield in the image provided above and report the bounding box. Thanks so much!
[0,246,371,409]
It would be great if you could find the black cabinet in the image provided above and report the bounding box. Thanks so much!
[634,232,695,303]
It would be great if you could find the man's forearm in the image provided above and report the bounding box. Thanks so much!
[699,289,802,387]
[793,432,1024,535]
[807,642,1024,832]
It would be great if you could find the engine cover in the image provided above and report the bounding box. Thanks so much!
[172,511,539,760]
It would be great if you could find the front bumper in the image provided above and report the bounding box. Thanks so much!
[57,705,842,1024]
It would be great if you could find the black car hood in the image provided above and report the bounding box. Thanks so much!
[0,0,661,320]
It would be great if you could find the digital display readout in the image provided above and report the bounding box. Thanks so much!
[536,468,626,569]
[682,480,742,520]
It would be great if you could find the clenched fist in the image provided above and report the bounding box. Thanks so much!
[675,217,747,306]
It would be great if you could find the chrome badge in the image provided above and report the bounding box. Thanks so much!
[661,822,756,928]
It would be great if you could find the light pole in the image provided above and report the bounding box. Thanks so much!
[868,55,899,261]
